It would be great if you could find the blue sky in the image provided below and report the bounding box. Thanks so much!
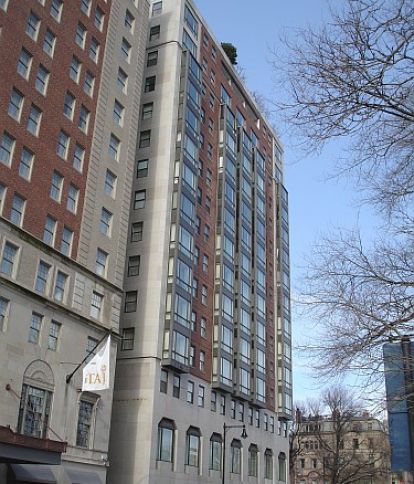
[195,0,375,402]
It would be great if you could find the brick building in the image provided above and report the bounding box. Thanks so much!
[0,0,148,482]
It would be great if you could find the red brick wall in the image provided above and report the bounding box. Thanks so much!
[0,0,110,259]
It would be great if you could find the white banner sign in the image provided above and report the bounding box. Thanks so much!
[82,335,111,391]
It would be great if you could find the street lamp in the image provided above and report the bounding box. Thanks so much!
[222,423,248,484]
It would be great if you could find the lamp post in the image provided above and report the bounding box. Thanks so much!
[222,423,248,484]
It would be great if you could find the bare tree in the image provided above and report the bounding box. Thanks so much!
[271,0,414,387]
[292,387,390,484]
[272,0,414,215]
[300,229,414,385]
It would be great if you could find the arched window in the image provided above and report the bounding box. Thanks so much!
[265,448,273,479]
[17,360,54,439]
[231,439,242,474]
[209,433,222,471]
[157,418,175,462]
[278,452,286,482]
[186,426,201,467]
[248,444,258,476]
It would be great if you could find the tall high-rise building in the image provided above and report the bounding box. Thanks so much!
[0,0,148,482]
[109,1,292,483]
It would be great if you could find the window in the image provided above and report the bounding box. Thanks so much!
[67,184,79,213]
[69,56,81,83]
[43,29,56,57]
[17,48,32,78]
[73,144,85,172]
[144,76,156,92]
[117,68,128,92]
[189,345,195,366]
[131,221,143,242]
[83,71,95,96]
[134,190,146,209]
[210,434,222,470]
[220,356,232,386]
[60,227,73,256]
[124,10,134,32]
[149,25,160,41]
[220,394,226,415]
[56,131,69,159]
[35,261,50,293]
[172,331,189,364]
[78,105,90,133]
[80,0,91,15]
[265,449,273,479]
[173,374,180,398]
[104,170,116,197]
[50,171,63,201]
[85,336,98,361]
[0,132,15,166]
[28,312,42,344]
[75,23,86,48]
[100,208,112,235]
[111,100,124,126]
[90,291,103,319]
[35,65,49,95]
[108,134,120,160]
[0,297,9,331]
[270,416,275,433]
[199,351,205,372]
[48,320,61,351]
[201,285,207,305]
[0,185,5,214]
[10,194,25,226]
[198,385,204,407]
[353,438,359,449]
[278,453,287,482]
[50,0,63,21]
[121,38,131,62]
[43,216,56,245]
[127,255,140,276]
[210,391,217,412]
[95,248,108,276]
[76,399,94,447]
[0,0,8,11]
[26,11,40,40]
[202,254,208,273]
[27,104,42,135]
[248,444,258,477]
[18,384,52,438]
[200,317,206,338]
[89,37,99,62]
[157,419,175,462]
[152,1,162,15]
[94,6,104,30]
[121,328,135,350]
[124,291,137,313]
[147,51,158,66]
[53,271,67,302]
[141,102,153,120]
[1,242,18,276]
[160,369,168,393]
[187,380,194,403]
[8,88,24,121]
[186,427,201,467]
[231,440,242,474]
[184,5,198,37]
[255,409,260,428]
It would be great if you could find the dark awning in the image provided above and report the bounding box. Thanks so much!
[66,469,103,484]
[9,464,56,483]
[0,426,66,465]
